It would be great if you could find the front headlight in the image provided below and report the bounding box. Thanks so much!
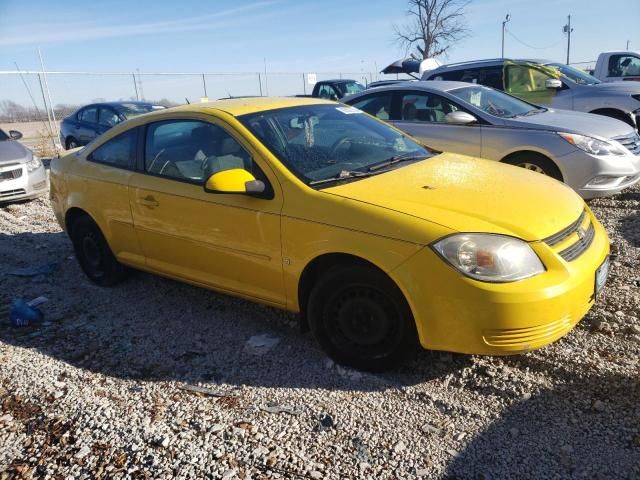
[558,132,627,156]
[432,233,545,283]
[26,155,42,173]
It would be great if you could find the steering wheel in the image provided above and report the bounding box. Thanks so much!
[485,101,505,116]
[328,137,353,161]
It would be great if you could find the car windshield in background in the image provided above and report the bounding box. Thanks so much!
[337,81,365,97]
[449,85,543,118]
[0,130,8,141]
[118,103,165,119]
[547,63,601,85]
[239,104,431,187]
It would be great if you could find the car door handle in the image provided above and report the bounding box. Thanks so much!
[136,196,159,208]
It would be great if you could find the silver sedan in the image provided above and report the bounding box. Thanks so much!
[0,129,47,203]
[344,81,640,198]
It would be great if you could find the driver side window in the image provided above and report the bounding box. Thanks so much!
[350,93,392,120]
[144,120,253,183]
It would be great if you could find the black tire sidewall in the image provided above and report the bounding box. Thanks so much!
[71,216,126,286]
[504,154,563,181]
[308,265,418,371]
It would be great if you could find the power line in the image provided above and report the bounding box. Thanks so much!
[504,28,564,50]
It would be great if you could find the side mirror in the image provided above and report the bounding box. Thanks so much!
[445,111,477,125]
[545,78,562,89]
[205,168,265,196]
[9,130,23,140]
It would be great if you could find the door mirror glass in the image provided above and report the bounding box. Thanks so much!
[8,130,23,140]
[545,78,562,89]
[445,111,477,125]
[205,168,265,195]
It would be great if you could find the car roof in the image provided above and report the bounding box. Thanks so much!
[165,97,337,117]
[429,58,552,72]
[356,80,474,94]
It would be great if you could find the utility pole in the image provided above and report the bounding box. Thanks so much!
[563,15,573,65]
[626,40,630,50]
[501,14,511,58]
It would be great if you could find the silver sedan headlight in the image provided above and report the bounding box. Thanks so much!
[558,132,627,156]
[432,233,545,283]
[26,155,42,173]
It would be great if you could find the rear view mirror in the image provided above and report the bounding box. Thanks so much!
[9,130,23,140]
[289,116,320,129]
[205,168,265,196]
[445,111,477,125]
[545,78,562,89]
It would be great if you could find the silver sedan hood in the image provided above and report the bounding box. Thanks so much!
[0,140,31,164]
[503,109,635,139]
[585,81,640,95]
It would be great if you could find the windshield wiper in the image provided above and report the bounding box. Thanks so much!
[367,153,428,172]
[308,170,375,186]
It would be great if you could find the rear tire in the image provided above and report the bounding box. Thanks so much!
[70,216,128,286]
[503,153,563,181]
[308,264,419,371]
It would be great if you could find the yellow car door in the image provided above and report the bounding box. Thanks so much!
[128,116,286,306]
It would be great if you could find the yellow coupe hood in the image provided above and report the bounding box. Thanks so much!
[324,153,584,242]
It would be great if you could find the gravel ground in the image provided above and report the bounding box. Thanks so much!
[0,180,639,479]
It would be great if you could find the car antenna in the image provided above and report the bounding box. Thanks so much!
[185,97,190,104]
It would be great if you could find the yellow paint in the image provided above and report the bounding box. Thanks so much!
[205,168,256,193]
[50,97,610,356]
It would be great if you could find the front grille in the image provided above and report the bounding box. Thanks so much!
[543,209,594,262]
[613,131,640,155]
[0,188,26,198]
[557,222,595,261]
[0,167,23,181]
[543,210,587,246]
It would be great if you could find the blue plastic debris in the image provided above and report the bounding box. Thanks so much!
[9,297,48,327]
[8,262,58,277]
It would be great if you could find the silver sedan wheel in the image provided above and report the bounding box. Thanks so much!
[518,162,546,175]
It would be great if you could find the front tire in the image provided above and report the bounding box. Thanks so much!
[308,264,419,371]
[503,153,563,181]
[70,216,128,286]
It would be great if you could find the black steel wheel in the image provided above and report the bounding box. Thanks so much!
[308,264,419,371]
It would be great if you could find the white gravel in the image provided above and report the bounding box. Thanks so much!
[1,181,639,479]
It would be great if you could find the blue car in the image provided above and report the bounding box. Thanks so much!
[60,102,165,149]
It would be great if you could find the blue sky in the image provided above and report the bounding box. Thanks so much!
[1,0,639,105]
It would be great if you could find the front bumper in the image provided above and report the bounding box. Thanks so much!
[557,148,640,199]
[0,163,48,203]
[391,209,609,355]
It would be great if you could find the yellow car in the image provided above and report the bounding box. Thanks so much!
[50,97,610,371]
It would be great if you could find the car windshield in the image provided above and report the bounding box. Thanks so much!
[336,81,365,97]
[239,104,432,187]
[449,85,543,118]
[546,63,601,85]
[0,130,8,141]
[117,103,165,119]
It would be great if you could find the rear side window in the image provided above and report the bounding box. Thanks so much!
[349,93,393,120]
[608,55,640,78]
[432,67,504,90]
[78,107,98,123]
[88,129,136,169]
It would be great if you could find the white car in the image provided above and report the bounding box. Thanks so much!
[0,129,48,203]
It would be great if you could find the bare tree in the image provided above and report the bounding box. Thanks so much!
[395,0,471,60]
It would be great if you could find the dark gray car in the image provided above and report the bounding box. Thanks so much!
[344,81,640,198]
